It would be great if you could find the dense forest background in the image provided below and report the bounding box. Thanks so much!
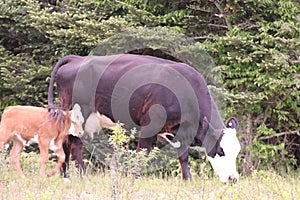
[0,0,299,173]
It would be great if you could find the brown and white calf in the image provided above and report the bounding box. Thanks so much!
[0,104,84,178]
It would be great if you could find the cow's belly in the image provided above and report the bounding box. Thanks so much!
[94,83,182,131]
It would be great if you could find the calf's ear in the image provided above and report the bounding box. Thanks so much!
[226,117,238,129]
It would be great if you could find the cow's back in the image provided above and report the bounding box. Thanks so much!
[96,56,209,124]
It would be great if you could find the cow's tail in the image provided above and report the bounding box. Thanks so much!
[48,55,74,110]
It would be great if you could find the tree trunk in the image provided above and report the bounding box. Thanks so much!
[243,113,254,174]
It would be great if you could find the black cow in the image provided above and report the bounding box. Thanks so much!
[48,54,241,182]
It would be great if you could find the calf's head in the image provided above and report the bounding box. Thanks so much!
[206,118,241,183]
[69,104,84,136]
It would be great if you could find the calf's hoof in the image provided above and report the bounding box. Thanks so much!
[47,169,58,177]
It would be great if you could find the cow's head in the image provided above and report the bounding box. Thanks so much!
[206,117,241,183]
[69,104,84,137]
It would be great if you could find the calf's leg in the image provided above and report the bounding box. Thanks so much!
[38,140,49,177]
[47,147,66,177]
[10,139,25,178]
[0,127,11,149]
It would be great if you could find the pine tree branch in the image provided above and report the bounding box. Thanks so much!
[259,130,300,140]
[193,36,215,40]
[210,0,231,28]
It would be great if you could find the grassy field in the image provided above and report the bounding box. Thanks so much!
[0,152,299,200]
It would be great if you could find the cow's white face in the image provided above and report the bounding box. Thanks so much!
[207,128,241,183]
[69,104,84,137]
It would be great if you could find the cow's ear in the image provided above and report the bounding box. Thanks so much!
[202,116,209,130]
[226,117,238,129]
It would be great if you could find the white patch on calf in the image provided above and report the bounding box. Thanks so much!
[15,134,39,146]
[207,128,241,183]
[49,138,59,151]
[15,134,27,146]
[30,134,39,144]
[69,123,77,136]
[69,104,84,136]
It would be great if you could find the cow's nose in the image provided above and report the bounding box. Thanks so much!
[228,175,238,183]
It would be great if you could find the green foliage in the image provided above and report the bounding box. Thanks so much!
[254,126,294,169]
[108,123,134,147]
[106,123,159,176]
[0,54,51,106]
[0,0,128,106]
[106,123,159,199]
[91,26,218,85]
[91,26,190,55]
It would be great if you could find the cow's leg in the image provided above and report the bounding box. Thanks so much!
[61,141,70,178]
[137,113,162,152]
[175,122,194,180]
[178,148,191,180]
[137,125,157,152]
[10,139,25,178]
[136,136,157,153]
[47,146,65,177]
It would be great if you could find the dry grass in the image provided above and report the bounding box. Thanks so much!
[0,152,299,200]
